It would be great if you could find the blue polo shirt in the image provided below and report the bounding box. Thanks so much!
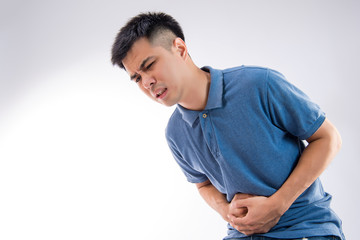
[165,66,345,239]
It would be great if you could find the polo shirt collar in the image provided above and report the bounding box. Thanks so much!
[177,66,224,126]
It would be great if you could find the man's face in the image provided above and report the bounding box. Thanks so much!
[122,37,186,107]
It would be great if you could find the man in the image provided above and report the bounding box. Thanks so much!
[111,12,345,239]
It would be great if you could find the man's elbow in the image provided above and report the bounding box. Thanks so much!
[309,118,342,155]
[333,127,342,153]
[327,120,342,154]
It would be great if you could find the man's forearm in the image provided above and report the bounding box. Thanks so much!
[196,180,230,222]
[271,118,342,214]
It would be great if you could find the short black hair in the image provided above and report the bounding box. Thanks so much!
[111,12,185,69]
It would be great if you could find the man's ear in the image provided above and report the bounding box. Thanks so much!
[173,37,188,60]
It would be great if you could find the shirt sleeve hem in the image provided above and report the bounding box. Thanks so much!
[298,113,326,140]
[186,176,209,184]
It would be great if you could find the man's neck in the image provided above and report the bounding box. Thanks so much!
[178,67,211,111]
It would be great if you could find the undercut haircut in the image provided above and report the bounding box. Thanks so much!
[111,12,185,69]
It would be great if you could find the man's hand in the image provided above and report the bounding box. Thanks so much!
[196,182,284,235]
[227,193,252,219]
[228,194,283,236]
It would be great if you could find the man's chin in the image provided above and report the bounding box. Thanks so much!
[156,99,176,107]
[161,102,176,107]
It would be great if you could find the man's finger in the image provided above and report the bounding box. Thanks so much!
[232,198,252,209]
[233,193,254,201]
[229,207,248,217]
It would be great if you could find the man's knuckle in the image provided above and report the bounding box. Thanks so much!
[248,225,257,231]
[243,231,253,236]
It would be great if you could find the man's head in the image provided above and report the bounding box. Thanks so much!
[111,12,185,69]
[111,12,194,107]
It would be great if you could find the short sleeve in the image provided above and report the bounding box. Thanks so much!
[266,69,326,140]
[165,130,208,183]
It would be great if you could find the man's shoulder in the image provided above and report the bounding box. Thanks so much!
[221,65,270,84]
[218,65,271,92]
[220,65,269,76]
[221,65,287,82]
[222,65,268,74]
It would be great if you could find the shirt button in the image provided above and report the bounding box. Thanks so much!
[202,113,207,118]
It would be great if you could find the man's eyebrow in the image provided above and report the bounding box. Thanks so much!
[138,56,155,71]
[130,73,137,80]
[130,73,138,81]
[129,56,155,81]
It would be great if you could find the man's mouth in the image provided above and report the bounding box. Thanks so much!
[155,88,167,99]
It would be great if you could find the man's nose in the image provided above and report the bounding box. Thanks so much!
[142,74,156,89]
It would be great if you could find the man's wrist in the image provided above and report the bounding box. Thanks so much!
[269,191,293,216]
[219,202,231,222]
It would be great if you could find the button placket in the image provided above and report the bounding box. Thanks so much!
[199,111,220,157]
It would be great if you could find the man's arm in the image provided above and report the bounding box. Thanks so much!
[228,118,342,235]
[196,180,252,223]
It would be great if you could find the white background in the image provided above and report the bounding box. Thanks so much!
[1,0,359,239]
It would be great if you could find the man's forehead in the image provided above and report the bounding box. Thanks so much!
[122,38,153,70]
[123,38,168,74]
